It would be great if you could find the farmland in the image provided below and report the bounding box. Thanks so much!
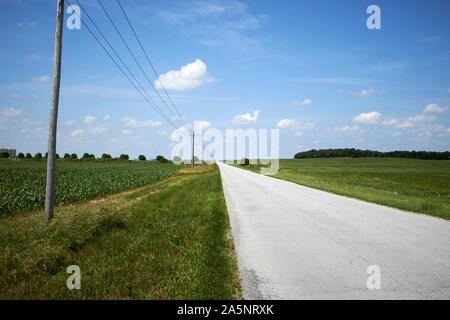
[236,158,450,220]
[0,159,179,217]
[0,165,242,299]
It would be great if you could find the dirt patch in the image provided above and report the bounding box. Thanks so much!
[179,165,214,174]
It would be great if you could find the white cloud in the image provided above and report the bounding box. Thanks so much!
[70,129,84,137]
[352,111,381,124]
[121,129,132,136]
[232,110,259,124]
[84,115,96,124]
[103,114,111,121]
[327,125,360,132]
[32,75,50,83]
[337,88,344,94]
[89,125,107,135]
[382,119,399,126]
[293,98,312,105]
[158,131,167,136]
[276,119,314,130]
[155,59,215,91]
[121,116,162,128]
[64,120,77,126]
[423,104,448,113]
[408,114,436,123]
[194,121,211,130]
[358,88,377,97]
[0,107,22,117]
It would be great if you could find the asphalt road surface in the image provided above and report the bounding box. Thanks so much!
[217,162,450,299]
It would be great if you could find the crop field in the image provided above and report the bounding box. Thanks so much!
[0,160,179,217]
[0,165,241,299]
[237,158,450,220]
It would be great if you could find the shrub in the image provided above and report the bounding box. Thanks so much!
[18,152,24,159]
[26,153,32,159]
[138,155,146,161]
[156,155,168,163]
[35,153,42,159]
[120,154,129,160]
[0,152,9,159]
[71,153,77,159]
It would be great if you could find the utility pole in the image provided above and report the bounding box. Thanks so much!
[45,0,65,222]
[191,131,195,168]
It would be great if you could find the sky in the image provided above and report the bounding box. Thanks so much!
[0,0,449,159]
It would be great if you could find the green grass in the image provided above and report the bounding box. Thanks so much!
[0,159,179,217]
[236,158,450,220]
[0,165,242,299]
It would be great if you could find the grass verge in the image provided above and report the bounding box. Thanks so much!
[0,164,242,299]
[234,158,450,220]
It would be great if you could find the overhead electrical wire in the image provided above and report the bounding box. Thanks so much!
[96,0,186,128]
[116,0,187,126]
[73,0,177,129]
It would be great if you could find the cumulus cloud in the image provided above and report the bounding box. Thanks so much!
[383,114,436,129]
[327,125,360,132]
[0,107,22,117]
[293,98,312,105]
[382,119,399,126]
[194,121,211,130]
[32,75,50,83]
[70,129,84,137]
[121,116,162,128]
[84,115,96,124]
[121,129,132,136]
[276,119,314,130]
[232,110,259,124]
[350,88,378,97]
[423,104,448,113]
[352,111,381,124]
[88,125,107,135]
[155,59,215,91]
[64,120,77,126]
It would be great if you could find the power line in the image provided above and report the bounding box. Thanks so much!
[73,0,176,128]
[66,0,178,129]
[97,0,185,128]
[116,0,187,126]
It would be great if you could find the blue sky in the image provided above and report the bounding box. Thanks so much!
[0,0,449,159]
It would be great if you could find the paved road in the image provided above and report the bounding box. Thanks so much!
[217,162,450,299]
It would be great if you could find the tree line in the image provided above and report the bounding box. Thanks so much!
[0,152,169,162]
[294,148,450,160]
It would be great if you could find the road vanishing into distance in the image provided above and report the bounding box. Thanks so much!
[217,162,450,299]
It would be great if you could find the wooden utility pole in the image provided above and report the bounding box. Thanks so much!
[191,131,195,168]
[45,0,65,222]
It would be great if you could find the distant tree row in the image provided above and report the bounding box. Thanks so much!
[294,148,450,160]
[7,152,170,162]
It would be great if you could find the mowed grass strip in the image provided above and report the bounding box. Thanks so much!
[236,158,450,220]
[0,165,242,299]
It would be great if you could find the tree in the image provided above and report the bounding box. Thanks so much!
[18,152,24,159]
[56,153,60,159]
[71,153,77,159]
[64,153,71,159]
[156,155,168,163]
[120,154,129,160]
[173,155,182,163]
[35,153,42,159]
[26,153,32,159]
[102,153,112,159]
[138,155,146,161]
[0,152,9,159]
[82,153,90,159]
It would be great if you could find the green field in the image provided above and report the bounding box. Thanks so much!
[0,159,179,217]
[238,158,450,220]
[0,165,242,299]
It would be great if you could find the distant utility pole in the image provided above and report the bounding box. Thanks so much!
[191,131,195,168]
[45,0,65,222]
